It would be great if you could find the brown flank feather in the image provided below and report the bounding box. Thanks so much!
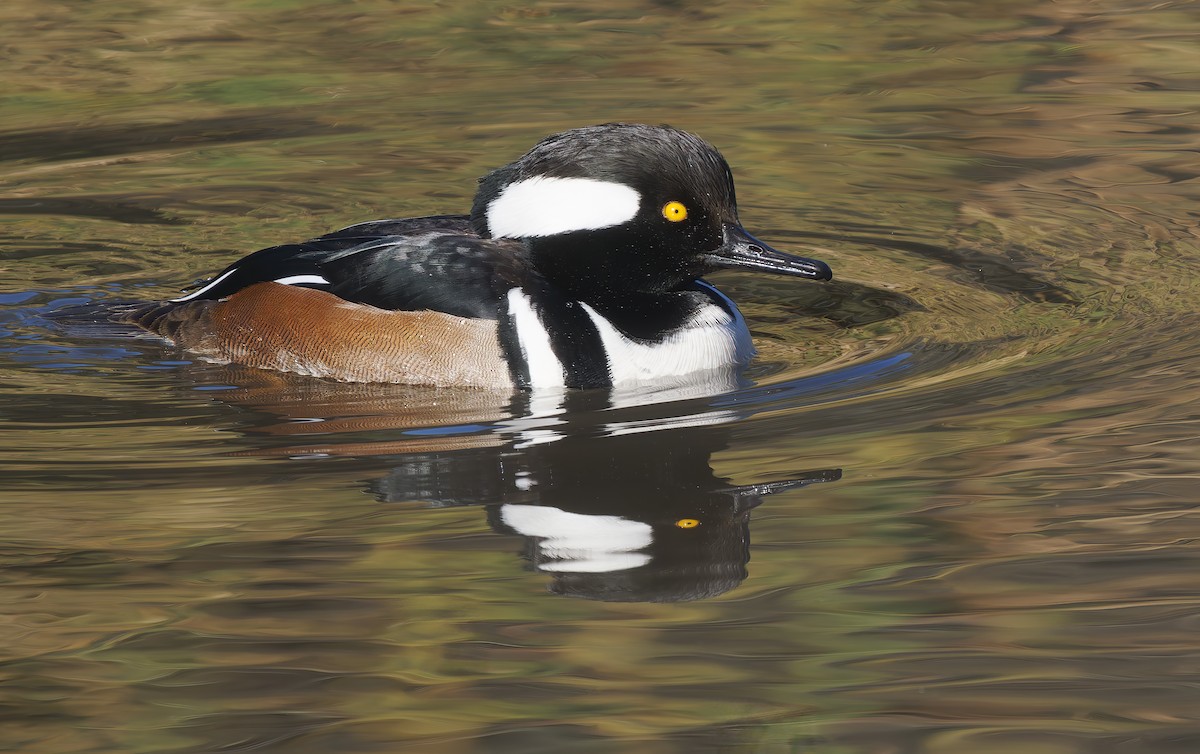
[120,282,512,388]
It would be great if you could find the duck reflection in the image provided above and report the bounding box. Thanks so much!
[371,416,839,602]
[493,477,837,602]
[191,364,842,602]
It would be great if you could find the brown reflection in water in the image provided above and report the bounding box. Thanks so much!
[180,362,842,603]
[197,363,514,450]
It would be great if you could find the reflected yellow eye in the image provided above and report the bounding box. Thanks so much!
[675,518,700,529]
[661,201,688,222]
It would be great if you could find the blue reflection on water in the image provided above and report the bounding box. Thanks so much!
[715,351,912,407]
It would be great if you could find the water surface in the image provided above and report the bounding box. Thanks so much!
[3,1,1200,752]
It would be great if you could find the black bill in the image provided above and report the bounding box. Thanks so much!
[705,224,832,281]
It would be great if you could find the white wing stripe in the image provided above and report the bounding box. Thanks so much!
[170,268,238,302]
[273,274,330,286]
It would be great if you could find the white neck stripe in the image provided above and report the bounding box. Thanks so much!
[507,288,566,388]
[487,176,641,238]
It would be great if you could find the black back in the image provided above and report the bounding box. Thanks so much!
[174,215,523,320]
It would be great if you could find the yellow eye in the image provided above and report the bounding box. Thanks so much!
[675,518,700,529]
[661,201,688,222]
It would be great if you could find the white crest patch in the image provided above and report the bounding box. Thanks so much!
[506,288,566,388]
[500,504,653,573]
[487,176,641,238]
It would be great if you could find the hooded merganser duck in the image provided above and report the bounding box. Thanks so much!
[121,123,832,389]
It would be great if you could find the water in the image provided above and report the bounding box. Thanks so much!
[3,0,1200,751]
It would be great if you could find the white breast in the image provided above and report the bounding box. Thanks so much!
[580,285,755,386]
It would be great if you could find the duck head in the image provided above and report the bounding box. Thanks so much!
[471,123,832,296]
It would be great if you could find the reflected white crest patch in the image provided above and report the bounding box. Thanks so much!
[487,176,641,238]
[499,504,653,573]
